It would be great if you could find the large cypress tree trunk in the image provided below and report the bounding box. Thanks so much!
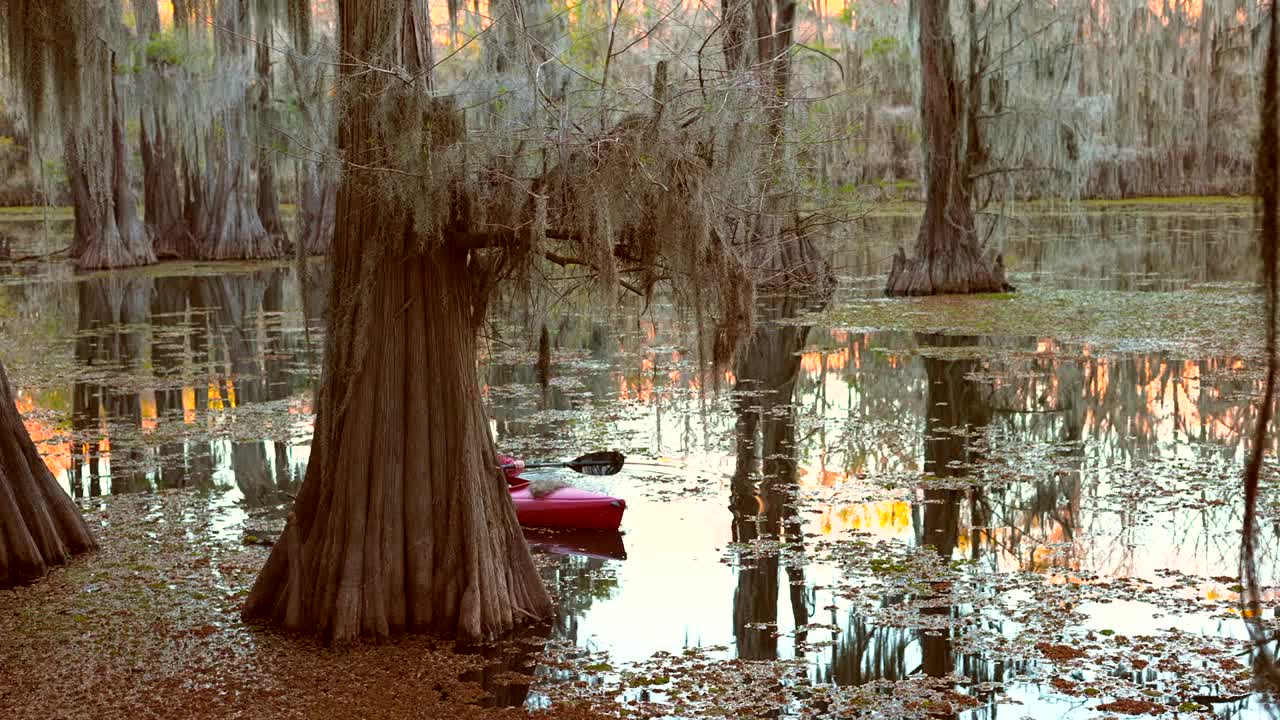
[243,247,551,642]
[243,0,552,643]
[0,359,98,588]
[885,0,1007,296]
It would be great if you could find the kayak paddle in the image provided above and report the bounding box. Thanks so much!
[516,450,627,476]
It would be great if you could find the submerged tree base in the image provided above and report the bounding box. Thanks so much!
[884,245,1014,296]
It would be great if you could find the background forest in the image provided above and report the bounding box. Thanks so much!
[0,0,1267,223]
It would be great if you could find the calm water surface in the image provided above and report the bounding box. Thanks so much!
[1,201,1275,717]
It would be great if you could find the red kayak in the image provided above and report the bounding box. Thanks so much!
[500,455,626,531]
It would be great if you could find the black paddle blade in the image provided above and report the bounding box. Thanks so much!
[568,451,625,476]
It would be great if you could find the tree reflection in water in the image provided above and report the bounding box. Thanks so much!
[193,271,293,507]
[71,276,151,496]
[917,334,987,717]
[64,269,306,505]
[152,274,213,491]
[730,295,814,662]
[819,334,1031,712]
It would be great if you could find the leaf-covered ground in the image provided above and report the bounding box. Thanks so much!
[0,491,608,720]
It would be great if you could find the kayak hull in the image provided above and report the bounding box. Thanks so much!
[509,482,626,531]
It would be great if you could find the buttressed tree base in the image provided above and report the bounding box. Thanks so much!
[0,360,98,588]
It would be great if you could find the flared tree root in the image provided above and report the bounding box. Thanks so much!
[0,360,98,588]
[884,245,1015,296]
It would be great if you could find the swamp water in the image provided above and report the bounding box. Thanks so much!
[1,200,1277,718]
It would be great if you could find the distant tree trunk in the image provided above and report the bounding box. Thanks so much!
[3,0,154,270]
[0,359,98,588]
[137,0,191,257]
[189,0,277,260]
[255,20,288,242]
[723,0,830,295]
[446,0,461,44]
[141,112,190,257]
[721,0,748,71]
[67,63,155,270]
[243,0,552,643]
[1196,5,1215,187]
[172,0,190,31]
[885,0,1008,296]
[297,165,336,254]
[285,2,336,255]
[192,111,275,260]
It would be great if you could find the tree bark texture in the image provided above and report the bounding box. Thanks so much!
[0,359,98,588]
[885,0,1006,296]
[242,0,552,643]
[242,244,552,642]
